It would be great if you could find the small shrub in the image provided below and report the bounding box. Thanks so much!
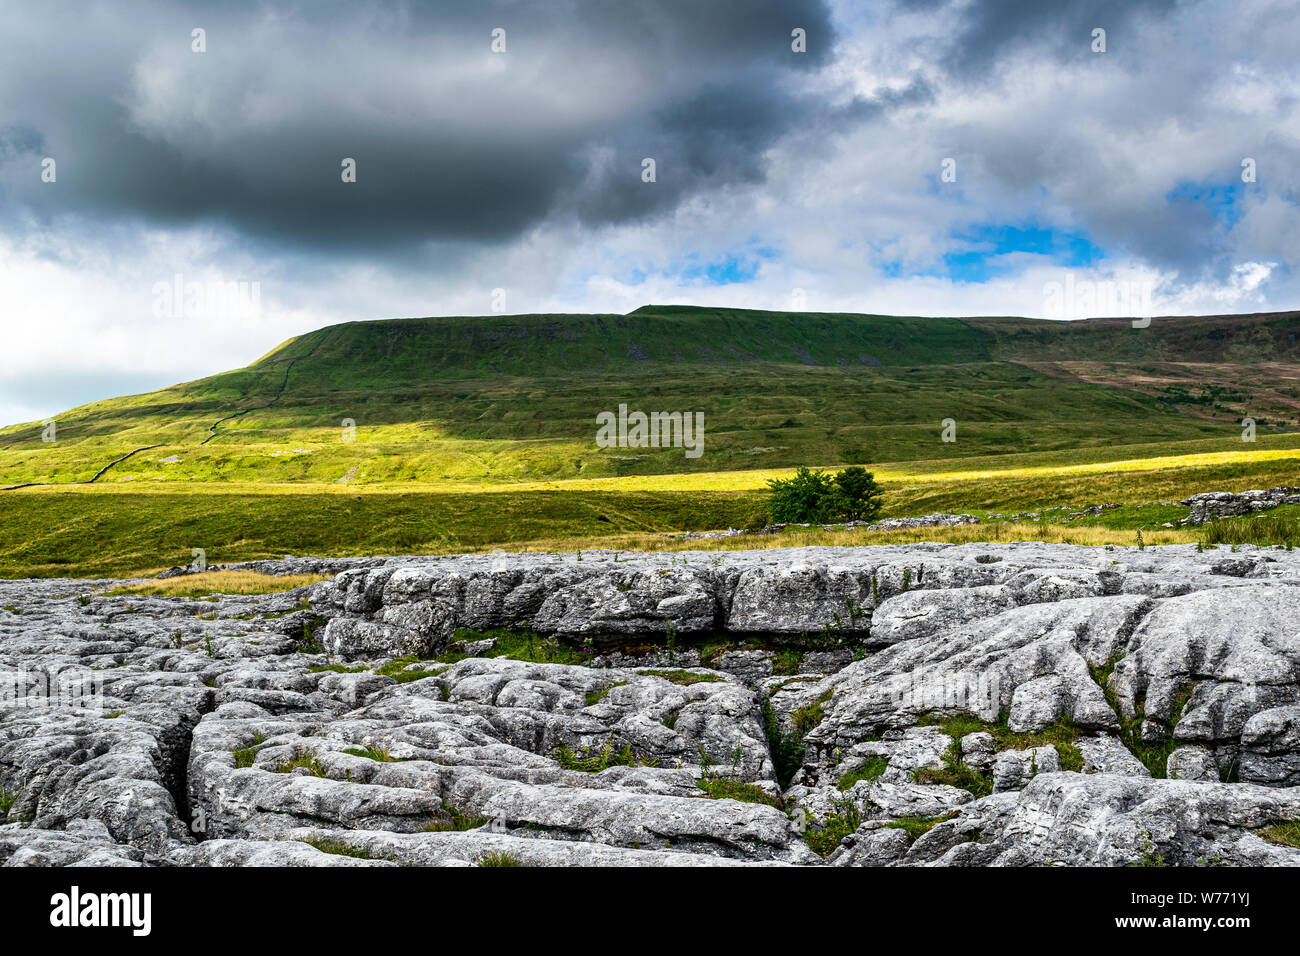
[1132,830,1166,867]
[805,799,863,857]
[765,466,884,524]
[297,616,327,653]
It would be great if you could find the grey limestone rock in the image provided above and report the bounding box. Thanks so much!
[4,541,1300,867]
[992,746,1060,792]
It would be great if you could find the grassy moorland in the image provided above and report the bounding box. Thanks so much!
[2,444,1298,578]
[0,305,1297,577]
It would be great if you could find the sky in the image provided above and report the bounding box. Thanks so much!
[0,0,1297,426]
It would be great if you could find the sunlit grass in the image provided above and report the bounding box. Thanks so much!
[6,434,1297,497]
[105,570,331,596]
[457,522,1197,555]
[4,433,1298,579]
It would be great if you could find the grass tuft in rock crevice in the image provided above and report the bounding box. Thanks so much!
[232,733,267,769]
[1259,820,1300,848]
[477,851,524,867]
[1088,660,1191,778]
[696,776,786,809]
[421,807,487,832]
[275,752,328,777]
[637,669,723,686]
[911,712,1086,796]
[0,787,21,821]
[760,698,805,790]
[342,746,406,762]
[553,737,658,773]
[886,813,959,842]
[585,681,627,706]
[836,756,888,791]
[303,836,383,859]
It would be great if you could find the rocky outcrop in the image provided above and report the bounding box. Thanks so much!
[855,513,979,531]
[301,540,1300,658]
[1180,487,1300,525]
[829,773,1300,867]
[2,541,1300,867]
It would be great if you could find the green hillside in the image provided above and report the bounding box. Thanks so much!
[1,305,1297,488]
[2,304,1298,577]
[251,304,1300,379]
[967,310,1300,363]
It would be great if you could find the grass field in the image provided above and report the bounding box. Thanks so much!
[3,445,1297,578]
[1,306,1297,578]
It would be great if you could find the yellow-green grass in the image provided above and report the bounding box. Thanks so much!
[104,570,331,597]
[483,522,1198,555]
[1,448,1296,579]
[5,431,1299,496]
[5,426,1298,492]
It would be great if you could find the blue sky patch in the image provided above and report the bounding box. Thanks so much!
[881,222,1107,283]
[1166,180,1246,227]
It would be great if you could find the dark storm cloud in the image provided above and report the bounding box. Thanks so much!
[912,0,1182,78]
[569,68,936,226]
[0,0,843,248]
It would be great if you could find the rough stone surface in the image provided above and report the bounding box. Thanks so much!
[1168,746,1220,782]
[2,541,1300,867]
[1181,488,1300,525]
[1076,734,1151,777]
[992,746,1061,792]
